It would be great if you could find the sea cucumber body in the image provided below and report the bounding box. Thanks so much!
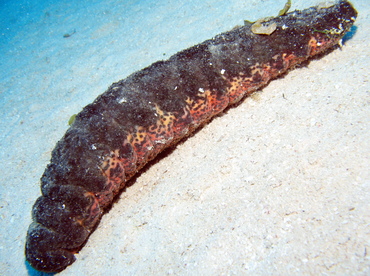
[26,1,357,272]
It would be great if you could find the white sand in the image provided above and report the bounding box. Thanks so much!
[0,0,369,275]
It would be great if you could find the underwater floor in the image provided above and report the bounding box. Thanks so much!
[0,0,369,275]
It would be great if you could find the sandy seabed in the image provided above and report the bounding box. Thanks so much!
[0,0,369,275]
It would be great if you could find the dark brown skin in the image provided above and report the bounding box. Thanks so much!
[26,1,357,272]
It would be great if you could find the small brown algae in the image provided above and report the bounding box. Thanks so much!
[63,29,76,38]
[249,0,292,35]
[68,114,76,125]
[251,17,277,35]
[278,0,292,16]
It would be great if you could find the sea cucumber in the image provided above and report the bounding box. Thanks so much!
[25,1,357,272]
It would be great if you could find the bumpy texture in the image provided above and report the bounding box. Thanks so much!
[26,1,357,272]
